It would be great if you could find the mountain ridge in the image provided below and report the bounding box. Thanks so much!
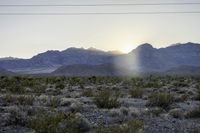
[0,42,200,75]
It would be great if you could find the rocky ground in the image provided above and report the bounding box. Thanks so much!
[0,76,200,133]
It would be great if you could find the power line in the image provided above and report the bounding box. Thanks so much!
[0,12,200,15]
[0,3,200,7]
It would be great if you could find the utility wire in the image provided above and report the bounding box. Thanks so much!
[0,3,200,7]
[0,12,200,15]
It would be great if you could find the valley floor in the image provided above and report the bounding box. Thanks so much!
[0,76,200,133]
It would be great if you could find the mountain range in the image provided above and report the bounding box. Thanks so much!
[0,67,15,75]
[0,42,200,76]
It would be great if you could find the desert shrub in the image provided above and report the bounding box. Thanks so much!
[82,89,93,97]
[9,108,27,126]
[195,85,200,101]
[94,120,144,133]
[129,88,144,98]
[149,107,164,116]
[28,112,90,133]
[94,90,120,109]
[88,76,97,84]
[7,84,26,94]
[174,94,189,102]
[62,113,91,133]
[32,84,46,94]
[3,94,15,103]
[48,96,60,108]
[0,76,26,94]
[55,82,65,89]
[143,80,163,88]
[169,108,184,119]
[186,105,200,118]
[147,93,174,110]
[173,81,188,87]
[17,95,34,105]
[192,127,200,133]
[69,77,81,86]
[120,107,129,116]
[27,113,65,133]
[125,120,144,133]
[180,94,189,101]
[3,94,34,105]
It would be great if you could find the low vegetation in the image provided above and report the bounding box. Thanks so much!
[0,75,200,133]
[196,85,200,101]
[94,120,144,133]
[129,88,144,98]
[82,88,94,97]
[3,94,34,105]
[147,93,174,110]
[186,105,200,118]
[27,113,65,133]
[94,90,120,109]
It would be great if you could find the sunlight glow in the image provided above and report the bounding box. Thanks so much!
[121,44,135,53]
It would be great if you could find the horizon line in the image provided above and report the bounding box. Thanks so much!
[0,42,199,59]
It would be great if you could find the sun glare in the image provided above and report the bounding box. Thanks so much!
[121,44,135,53]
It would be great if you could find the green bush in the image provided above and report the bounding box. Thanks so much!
[28,113,90,133]
[149,107,164,116]
[94,120,144,133]
[129,88,144,98]
[7,84,25,94]
[173,81,188,87]
[27,113,65,133]
[196,85,200,101]
[62,113,90,133]
[3,94,34,105]
[17,95,34,105]
[147,93,174,110]
[186,105,200,118]
[82,89,94,97]
[94,90,120,109]
[32,84,46,94]
[55,82,65,89]
[192,127,200,133]
[48,96,60,108]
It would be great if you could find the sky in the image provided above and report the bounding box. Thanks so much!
[0,0,200,58]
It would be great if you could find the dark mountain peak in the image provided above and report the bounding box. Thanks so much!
[167,42,200,48]
[31,50,60,59]
[0,57,21,60]
[87,47,102,52]
[62,47,84,52]
[61,47,115,56]
[130,43,154,54]
[137,43,153,49]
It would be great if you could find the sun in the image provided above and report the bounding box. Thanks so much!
[121,44,135,53]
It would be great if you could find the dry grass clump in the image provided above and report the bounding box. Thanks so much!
[186,105,200,118]
[82,88,94,97]
[94,120,144,133]
[27,112,90,133]
[147,93,174,110]
[129,88,144,98]
[94,90,120,109]
[48,96,60,108]
[195,85,200,101]
[3,94,34,105]
[27,112,65,133]
[192,127,200,133]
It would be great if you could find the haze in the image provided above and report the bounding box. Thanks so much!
[0,0,200,58]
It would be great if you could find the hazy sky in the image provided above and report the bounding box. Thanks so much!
[0,0,200,58]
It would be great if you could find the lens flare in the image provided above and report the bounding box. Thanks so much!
[114,49,140,76]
